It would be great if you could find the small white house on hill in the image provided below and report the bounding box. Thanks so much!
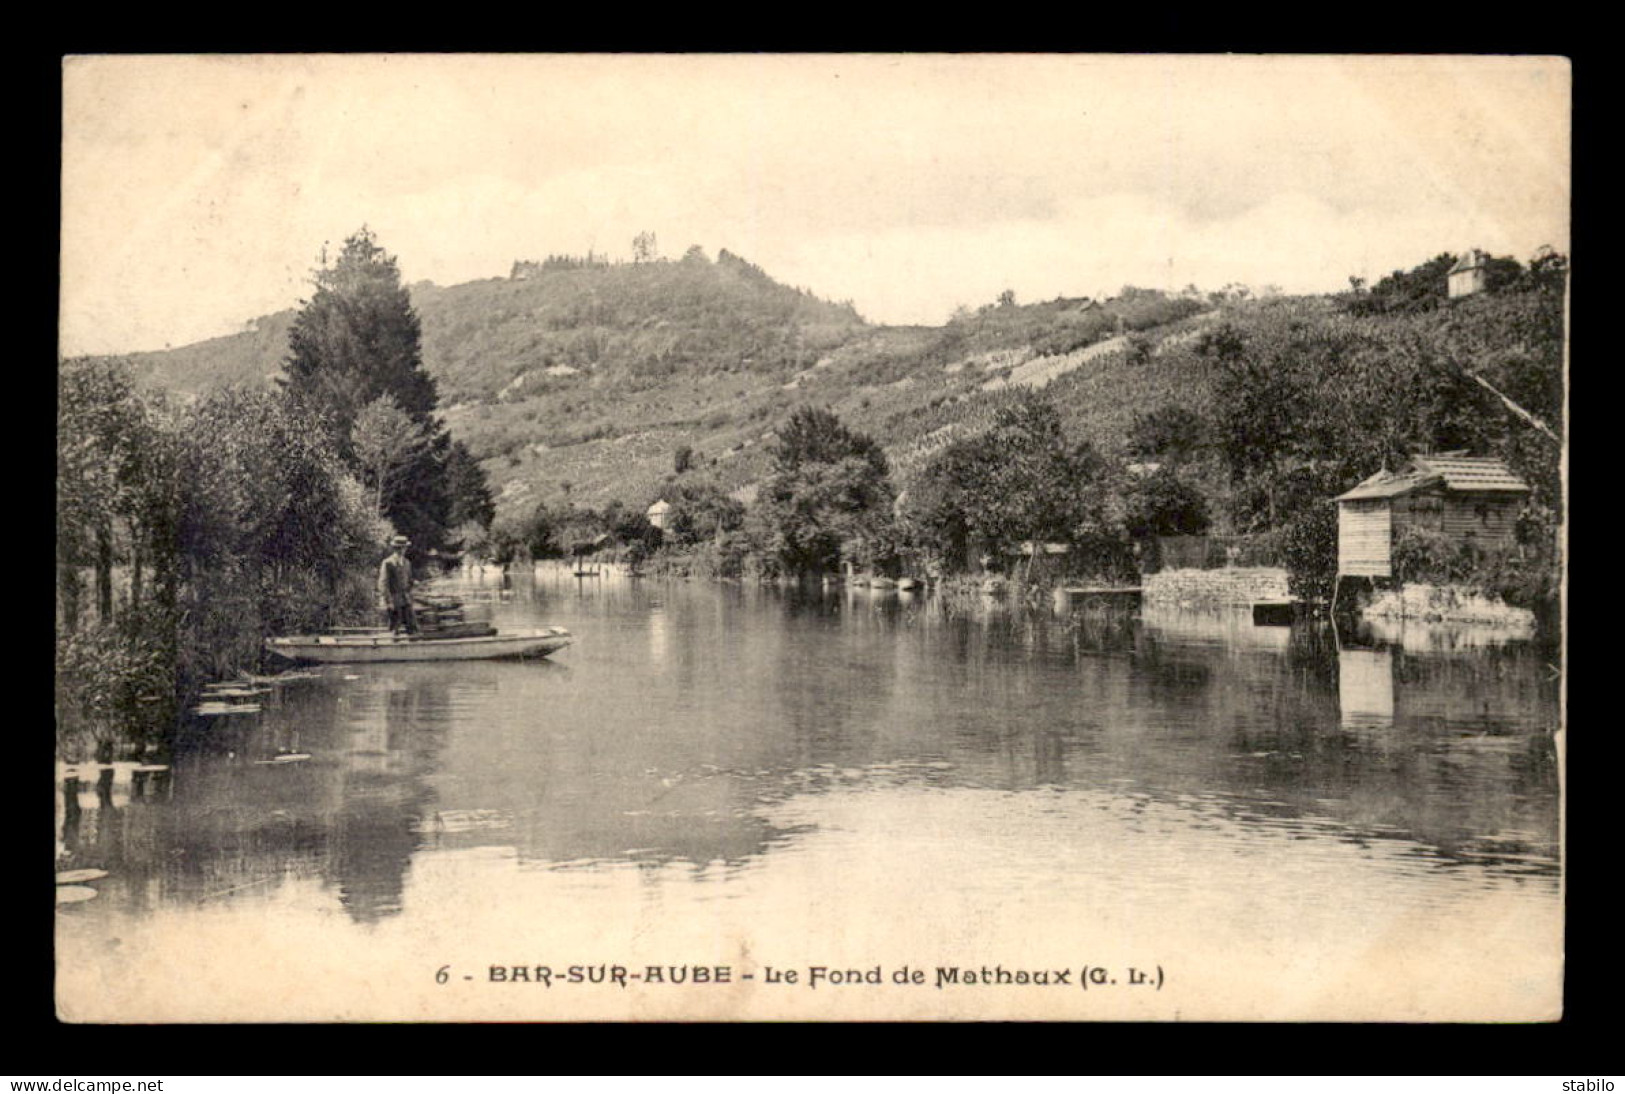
[1448,250,1491,299]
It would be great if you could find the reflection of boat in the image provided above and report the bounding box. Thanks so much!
[266,627,573,664]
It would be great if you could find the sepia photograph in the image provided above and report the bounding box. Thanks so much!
[55,53,1568,1023]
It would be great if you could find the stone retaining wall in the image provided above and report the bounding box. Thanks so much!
[1142,566,1290,606]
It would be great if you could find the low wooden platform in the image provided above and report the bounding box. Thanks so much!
[1055,586,1143,605]
[1252,599,1300,626]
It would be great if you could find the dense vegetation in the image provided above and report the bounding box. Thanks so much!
[112,241,1566,616]
[56,360,391,762]
[57,230,497,762]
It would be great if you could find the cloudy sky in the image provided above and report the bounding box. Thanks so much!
[61,54,1569,356]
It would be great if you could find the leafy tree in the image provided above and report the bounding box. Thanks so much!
[899,440,982,573]
[56,359,188,757]
[605,505,663,556]
[56,355,392,757]
[448,520,491,558]
[1482,255,1525,293]
[57,358,158,628]
[1342,253,1456,316]
[1280,503,1338,602]
[1122,470,1211,538]
[1522,247,1568,294]
[1125,404,1206,464]
[177,388,386,586]
[1206,322,1298,495]
[1205,317,1372,529]
[759,407,894,574]
[517,500,562,559]
[351,395,430,519]
[772,405,888,480]
[759,456,895,574]
[902,393,1115,570]
[673,445,694,475]
[662,480,745,548]
[963,395,1112,552]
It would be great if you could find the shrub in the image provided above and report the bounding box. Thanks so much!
[1122,470,1211,537]
[55,621,171,761]
[1280,503,1338,602]
[1393,523,1560,612]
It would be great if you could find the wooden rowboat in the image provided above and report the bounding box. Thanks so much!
[266,627,572,664]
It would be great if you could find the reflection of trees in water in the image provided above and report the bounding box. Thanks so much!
[330,797,418,923]
[409,609,804,871]
[768,588,900,770]
[59,672,455,922]
[326,672,451,923]
[886,600,1559,876]
[61,759,335,910]
[1390,645,1557,734]
[94,590,1551,907]
[776,582,845,620]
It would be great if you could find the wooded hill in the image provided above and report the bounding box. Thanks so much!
[111,246,1565,549]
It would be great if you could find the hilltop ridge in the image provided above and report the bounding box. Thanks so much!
[101,247,1563,542]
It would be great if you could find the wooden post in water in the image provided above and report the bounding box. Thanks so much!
[60,775,83,852]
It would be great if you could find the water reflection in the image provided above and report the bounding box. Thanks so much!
[59,577,1560,947]
[1339,648,1396,729]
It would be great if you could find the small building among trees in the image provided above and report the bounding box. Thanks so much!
[1333,452,1529,581]
[1447,250,1490,298]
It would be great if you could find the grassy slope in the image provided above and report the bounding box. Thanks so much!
[112,253,1551,536]
[105,261,1238,520]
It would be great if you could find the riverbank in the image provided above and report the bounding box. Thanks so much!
[1364,583,1539,629]
[54,567,376,765]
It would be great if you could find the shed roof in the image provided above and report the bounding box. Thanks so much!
[1335,454,1529,502]
[1335,466,1435,501]
[1411,453,1530,492]
[1448,250,1489,275]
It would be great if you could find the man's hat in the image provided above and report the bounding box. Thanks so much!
[390,535,411,547]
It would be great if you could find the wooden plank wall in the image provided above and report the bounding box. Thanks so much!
[1391,490,1521,549]
[1338,500,1391,576]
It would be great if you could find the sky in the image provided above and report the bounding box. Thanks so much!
[61,54,1570,357]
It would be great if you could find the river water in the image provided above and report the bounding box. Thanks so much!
[55,566,1562,1022]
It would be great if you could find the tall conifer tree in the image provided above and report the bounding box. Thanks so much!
[282,228,454,547]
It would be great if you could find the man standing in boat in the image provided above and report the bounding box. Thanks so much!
[379,535,418,635]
